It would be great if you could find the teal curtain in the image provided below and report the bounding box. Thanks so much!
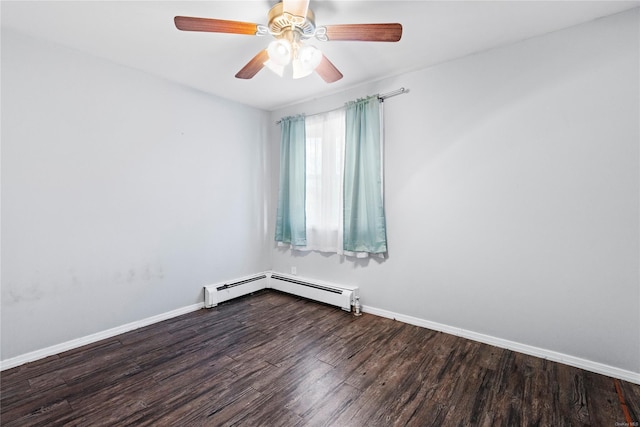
[275,115,307,246]
[343,96,387,254]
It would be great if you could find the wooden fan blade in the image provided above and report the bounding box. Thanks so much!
[325,23,402,42]
[316,54,343,83]
[174,16,258,35]
[283,0,310,18]
[235,50,269,79]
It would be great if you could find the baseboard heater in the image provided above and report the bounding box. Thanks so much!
[269,273,357,312]
[204,273,268,308]
[203,272,358,312]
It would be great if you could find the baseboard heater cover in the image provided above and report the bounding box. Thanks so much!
[203,272,358,312]
[204,273,268,308]
[269,273,358,312]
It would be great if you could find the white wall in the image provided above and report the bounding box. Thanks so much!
[1,30,270,361]
[269,10,640,375]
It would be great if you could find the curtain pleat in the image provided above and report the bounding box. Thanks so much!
[275,115,307,246]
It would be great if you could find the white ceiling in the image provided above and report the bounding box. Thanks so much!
[2,1,638,111]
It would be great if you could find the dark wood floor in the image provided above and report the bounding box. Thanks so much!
[2,290,639,426]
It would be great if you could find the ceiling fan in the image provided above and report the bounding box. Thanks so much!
[174,0,402,83]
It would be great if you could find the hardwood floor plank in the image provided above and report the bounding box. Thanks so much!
[226,392,305,427]
[298,382,361,427]
[285,375,348,417]
[520,356,554,427]
[365,352,441,425]
[1,398,73,427]
[557,364,592,425]
[203,387,272,426]
[2,290,639,426]
[439,364,492,425]
[620,379,640,424]
[583,372,626,426]
[395,396,450,427]
[344,322,416,390]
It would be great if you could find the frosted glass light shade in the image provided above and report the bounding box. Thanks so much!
[293,45,322,79]
[267,39,292,66]
[264,59,286,77]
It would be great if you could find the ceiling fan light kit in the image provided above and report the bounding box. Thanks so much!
[264,6,324,80]
[174,0,402,83]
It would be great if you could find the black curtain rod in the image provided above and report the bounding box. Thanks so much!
[275,87,408,125]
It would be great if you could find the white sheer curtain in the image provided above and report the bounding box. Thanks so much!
[303,109,346,253]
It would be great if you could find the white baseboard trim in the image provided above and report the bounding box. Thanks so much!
[362,304,640,385]
[0,302,204,371]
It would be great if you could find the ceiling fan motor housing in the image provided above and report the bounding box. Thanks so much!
[268,2,316,39]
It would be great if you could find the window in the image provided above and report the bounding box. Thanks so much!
[275,95,387,257]
[304,109,345,253]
